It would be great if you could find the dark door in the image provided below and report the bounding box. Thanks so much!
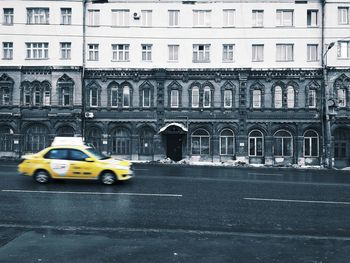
[166,134,182,161]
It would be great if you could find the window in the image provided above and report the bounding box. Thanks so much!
[139,128,154,155]
[3,42,13,59]
[143,88,150,107]
[88,44,99,61]
[110,86,118,107]
[171,89,179,108]
[338,7,349,25]
[0,87,11,106]
[61,8,72,25]
[252,44,264,62]
[338,88,347,107]
[307,44,318,61]
[308,89,316,108]
[222,44,234,62]
[224,89,233,108]
[276,10,293,27]
[62,87,71,106]
[27,8,49,24]
[88,9,100,26]
[191,86,199,108]
[122,86,130,107]
[252,10,263,27]
[3,8,14,25]
[60,42,71,60]
[69,149,89,161]
[338,41,350,59]
[168,45,179,62]
[142,44,152,61]
[203,86,211,108]
[249,130,263,157]
[220,129,235,155]
[112,10,129,27]
[276,44,294,61]
[169,10,179,27]
[191,129,210,155]
[90,88,98,107]
[252,89,261,108]
[141,10,152,27]
[193,44,210,63]
[274,86,282,108]
[287,86,295,108]
[223,9,235,27]
[111,128,131,155]
[273,130,292,157]
[112,44,129,61]
[193,10,211,27]
[304,130,319,157]
[307,10,318,27]
[26,43,48,59]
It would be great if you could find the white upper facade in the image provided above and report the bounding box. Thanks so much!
[1,0,349,69]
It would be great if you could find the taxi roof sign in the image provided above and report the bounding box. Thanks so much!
[51,137,85,147]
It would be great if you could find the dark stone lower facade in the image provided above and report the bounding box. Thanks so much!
[0,67,349,168]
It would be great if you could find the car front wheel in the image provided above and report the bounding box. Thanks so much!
[100,172,116,185]
[33,170,50,184]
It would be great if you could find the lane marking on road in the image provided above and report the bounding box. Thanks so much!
[1,189,182,198]
[248,173,283,176]
[244,197,350,205]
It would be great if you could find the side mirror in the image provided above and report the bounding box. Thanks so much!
[85,157,95,162]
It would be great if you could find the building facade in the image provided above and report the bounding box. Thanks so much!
[0,0,349,167]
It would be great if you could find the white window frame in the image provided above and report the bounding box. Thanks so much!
[141,10,152,27]
[222,44,234,62]
[112,9,130,27]
[60,42,71,60]
[276,10,293,27]
[27,8,49,24]
[203,86,211,108]
[193,44,210,63]
[223,9,235,27]
[61,8,72,25]
[338,7,349,25]
[3,8,14,25]
[276,44,294,61]
[307,9,318,27]
[252,10,264,27]
[88,9,100,26]
[191,86,199,108]
[3,42,13,59]
[112,44,129,61]
[307,44,318,61]
[338,41,350,59]
[252,44,264,62]
[168,10,179,27]
[170,89,179,108]
[168,45,179,62]
[193,10,211,27]
[141,44,152,62]
[88,44,99,61]
[26,42,49,59]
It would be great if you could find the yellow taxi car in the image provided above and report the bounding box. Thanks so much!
[18,139,133,185]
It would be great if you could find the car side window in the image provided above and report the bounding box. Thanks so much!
[44,149,69,160]
[69,149,89,161]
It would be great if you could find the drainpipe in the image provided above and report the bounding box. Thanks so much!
[81,0,87,141]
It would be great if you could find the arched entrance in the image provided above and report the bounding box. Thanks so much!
[159,123,187,161]
[334,127,350,168]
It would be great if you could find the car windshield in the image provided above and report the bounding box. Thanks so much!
[86,148,110,160]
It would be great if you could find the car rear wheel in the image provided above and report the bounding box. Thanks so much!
[100,172,116,185]
[33,170,50,184]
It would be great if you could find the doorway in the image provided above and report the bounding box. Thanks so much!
[166,134,183,161]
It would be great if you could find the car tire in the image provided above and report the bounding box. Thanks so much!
[100,171,116,185]
[33,170,50,184]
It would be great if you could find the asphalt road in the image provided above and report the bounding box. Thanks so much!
[0,162,350,262]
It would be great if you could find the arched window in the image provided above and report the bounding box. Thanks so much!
[252,89,261,108]
[86,127,102,149]
[0,126,13,151]
[248,130,263,156]
[191,86,199,108]
[287,86,295,108]
[139,127,154,155]
[304,130,318,157]
[191,128,210,155]
[122,86,130,108]
[56,126,75,137]
[274,86,282,108]
[203,86,211,108]
[111,127,131,154]
[24,124,49,152]
[220,129,235,155]
[273,130,293,157]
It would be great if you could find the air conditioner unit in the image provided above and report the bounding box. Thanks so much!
[85,112,94,118]
[133,12,140,20]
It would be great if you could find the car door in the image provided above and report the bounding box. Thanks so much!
[68,149,95,178]
[44,148,71,178]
